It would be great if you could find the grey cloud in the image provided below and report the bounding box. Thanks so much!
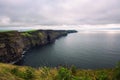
[0,0,120,25]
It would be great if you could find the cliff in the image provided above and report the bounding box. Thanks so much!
[0,31,24,63]
[0,30,77,63]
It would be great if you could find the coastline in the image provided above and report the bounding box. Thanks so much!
[10,50,27,64]
[0,30,77,64]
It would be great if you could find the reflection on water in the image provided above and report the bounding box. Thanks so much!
[19,32,120,69]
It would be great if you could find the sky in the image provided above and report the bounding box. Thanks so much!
[0,0,120,26]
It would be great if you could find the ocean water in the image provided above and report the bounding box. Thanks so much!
[19,31,120,69]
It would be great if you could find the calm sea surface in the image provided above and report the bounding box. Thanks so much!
[19,32,120,69]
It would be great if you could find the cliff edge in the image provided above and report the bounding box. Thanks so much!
[0,30,77,63]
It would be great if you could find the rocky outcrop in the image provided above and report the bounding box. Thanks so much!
[0,31,24,63]
[0,30,77,63]
[21,30,70,49]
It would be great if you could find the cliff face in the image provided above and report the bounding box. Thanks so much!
[0,31,24,63]
[0,30,77,63]
[21,30,68,49]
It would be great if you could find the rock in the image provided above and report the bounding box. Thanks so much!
[0,31,24,63]
[0,43,5,48]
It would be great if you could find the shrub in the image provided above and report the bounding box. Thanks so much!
[113,62,120,80]
[71,76,82,80]
[96,71,108,80]
[11,67,35,80]
[11,67,25,78]
[24,67,35,80]
[57,67,72,80]
[80,76,92,80]
[71,65,77,75]
[40,67,50,78]
[11,67,19,75]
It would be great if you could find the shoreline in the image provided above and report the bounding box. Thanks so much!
[2,30,77,64]
[10,50,26,64]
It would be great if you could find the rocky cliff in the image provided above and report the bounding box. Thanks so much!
[0,31,24,63]
[0,30,77,63]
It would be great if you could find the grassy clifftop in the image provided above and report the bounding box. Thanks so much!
[0,63,120,80]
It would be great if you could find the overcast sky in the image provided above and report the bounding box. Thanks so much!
[0,0,120,26]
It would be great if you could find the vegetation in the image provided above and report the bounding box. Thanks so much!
[23,30,37,33]
[113,62,120,80]
[0,63,119,80]
[0,30,13,32]
[21,30,37,37]
[0,30,37,33]
[21,32,32,37]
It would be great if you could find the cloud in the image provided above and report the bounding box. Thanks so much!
[0,0,120,26]
[0,16,11,25]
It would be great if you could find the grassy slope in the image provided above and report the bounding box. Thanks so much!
[0,63,119,80]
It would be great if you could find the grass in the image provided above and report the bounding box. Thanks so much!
[0,63,119,80]
[23,30,37,33]
[21,32,32,37]
[0,30,36,37]
[0,30,17,32]
[0,29,37,33]
[21,30,37,37]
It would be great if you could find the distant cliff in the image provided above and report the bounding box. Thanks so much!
[0,30,77,63]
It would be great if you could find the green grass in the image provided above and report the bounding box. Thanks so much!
[23,30,37,33]
[0,30,16,32]
[21,32,32,37]
[0,30,36,33]
[21,30,37,37]
[0,63,119,80]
